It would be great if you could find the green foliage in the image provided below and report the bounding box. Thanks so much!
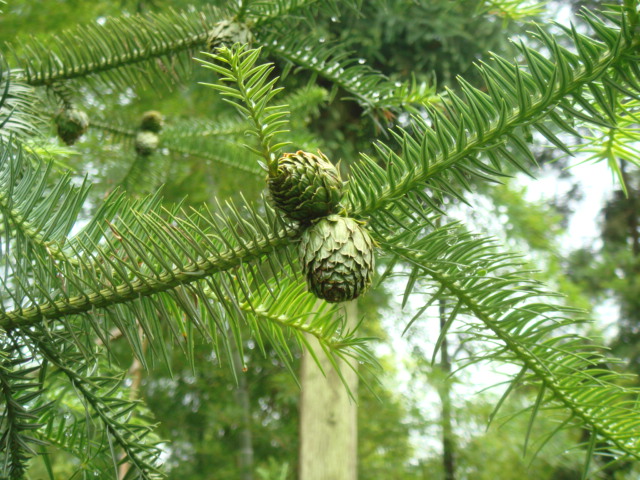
[8,7,227,90]
[357,357,422,480]
[0,344,48,479]
[0,137,374,475]
[258,28,438,114]
[30,331,163,480]
[569,99,640,195]
[323,0,522,86]
[142,340,300,479]
[481,0,548,22]
[346,6,639,220]
[448,393,585,479]
[387,220,640,460]
[0,61,41,143]
[198,45,291,166]
[1,0,640,478]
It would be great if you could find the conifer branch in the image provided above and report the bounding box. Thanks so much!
[203,275,377,384]
[247,0,358,28]
[229,280,371,359]
[0,141,90,264]
[9,8,242,89]
[260,33,438,112]
[2,8,637,342]
[86,117,263,176]
[0,227,295,329]
[567,98,640,193]
[347,7,638,218]
[31,336,162,478]
[198,45,291,169]
[0,349,48,479]
[387,230,640,460]
[1,4,639,472]
[0,62,42,141]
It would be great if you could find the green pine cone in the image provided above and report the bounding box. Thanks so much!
[207,20,253,51]
[140,111,164,133]
[55,108,89,145]
[135,131,159,156]
[299,215,375,303]
[268,150,343,222]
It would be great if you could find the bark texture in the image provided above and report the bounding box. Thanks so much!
[298,300,359,480]
[439,299,455,480]
[231,335,254,480]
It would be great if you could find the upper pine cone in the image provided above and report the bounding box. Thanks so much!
[140,111,164,133]
[268,150,343,222]
[299,215,375,303]
[55,108,89,145]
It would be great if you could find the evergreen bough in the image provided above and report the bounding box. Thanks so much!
[0,1,639,478]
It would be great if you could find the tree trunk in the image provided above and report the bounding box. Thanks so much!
[208,187,254,479]
[298,300,359,480]
[119,325,147,480]
[230,329,254,480]
[439,299,455,480]
[620,161,639,258]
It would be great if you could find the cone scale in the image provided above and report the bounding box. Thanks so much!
[268,150,343,223]
[299,215,375,303]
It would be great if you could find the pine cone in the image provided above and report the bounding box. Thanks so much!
[299,215,375,303]
[268,151,343,222]
[134,131,159,156]
[207,20,253,52]
[140,111,164,133]
[55,108,89,145]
